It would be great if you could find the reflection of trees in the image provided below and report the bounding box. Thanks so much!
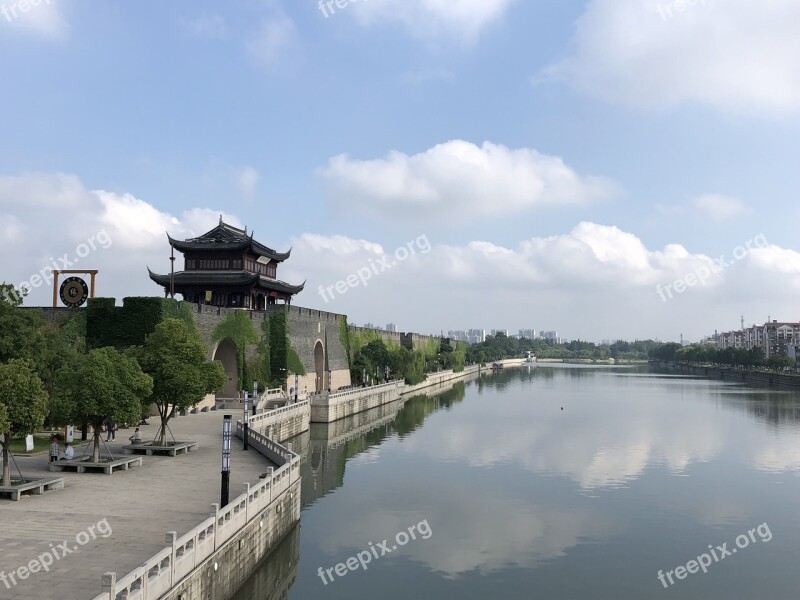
[229,522,299,600]
[394,382,466,437]
[745,399,800,427]
[299,381,467,508]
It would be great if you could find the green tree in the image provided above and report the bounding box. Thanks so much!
[0,359,49,486]
[0,283,45,364]
[51,348,152,462]
[136,319,226,445]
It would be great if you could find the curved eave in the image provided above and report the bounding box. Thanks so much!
[166,234,250,253]
[260,276,305,294]
[249,240,291,262]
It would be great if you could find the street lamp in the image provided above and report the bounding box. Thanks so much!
[221,415,231,507]
[294,372,299,403]
[243,391,249,451]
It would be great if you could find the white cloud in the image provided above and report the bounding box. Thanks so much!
[234,166,260,201]
[0,173,240,306]
[693,194,750,221]
[318,140,616,221]
[181,13,228,40]
[286,224,800,340]
[247,12,298,64]
[0,0,68,39]
[544,0,800,116]
[348,0,512,41]
[5,171,799,342]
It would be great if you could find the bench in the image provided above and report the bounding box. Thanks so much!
[122,441,198,456]
[0,478,64,501]
[49,456,143,475]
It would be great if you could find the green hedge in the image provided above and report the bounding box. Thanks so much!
[87,297,201,350]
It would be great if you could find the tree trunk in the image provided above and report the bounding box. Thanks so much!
[93,429,101,463]
[1,433,10,487]
[158,413,168,446]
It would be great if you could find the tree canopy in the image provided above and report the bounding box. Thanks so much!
[0,359,49,485]
[135,319,226,445]
[51,347,152,461]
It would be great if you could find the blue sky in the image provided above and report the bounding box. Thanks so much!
[2,0,799,341]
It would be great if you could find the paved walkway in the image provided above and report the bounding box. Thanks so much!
[0,412,271,600]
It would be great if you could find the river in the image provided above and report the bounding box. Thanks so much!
[232,364,800,599]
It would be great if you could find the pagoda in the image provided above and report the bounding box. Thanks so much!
[148,218,304,309]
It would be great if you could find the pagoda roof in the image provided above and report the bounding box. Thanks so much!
[166,219,291,262]
[147,268,305,295]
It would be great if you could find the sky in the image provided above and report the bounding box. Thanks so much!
[1,0,799,343]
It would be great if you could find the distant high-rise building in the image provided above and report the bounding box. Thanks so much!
[386,323,397,332]
[491,329,509,338]
[541,331,562,344]
[519,329,537,339]
[467,328,486,343]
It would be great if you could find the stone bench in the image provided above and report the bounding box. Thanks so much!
[0,477,64,501]
[48,456,143,474]
[122,441,198,457]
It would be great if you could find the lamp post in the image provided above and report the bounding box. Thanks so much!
[328,368,332,392]
[294,373,299,403]
[252,380,258,416]
[221,415,231,507]
[243,392,249,451]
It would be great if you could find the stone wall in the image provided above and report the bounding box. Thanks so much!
[186,302,352,391]
[248,401,311,444]
[310,381,404,423]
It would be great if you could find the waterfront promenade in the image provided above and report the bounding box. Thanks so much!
[0,412,271,600]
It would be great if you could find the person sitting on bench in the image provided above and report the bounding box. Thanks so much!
[129,428,142,444]
[61,443,74,460]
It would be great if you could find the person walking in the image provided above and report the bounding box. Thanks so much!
[105,418,116,441]
[49,436,60,463]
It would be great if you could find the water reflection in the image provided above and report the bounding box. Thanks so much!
[229,523,299,600]
[235,366,800,600]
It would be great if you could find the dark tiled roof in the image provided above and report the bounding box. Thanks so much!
[147,269,305,295]
[166,221,291,262]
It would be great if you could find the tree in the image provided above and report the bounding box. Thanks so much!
[51,347,152,462]
[136,319,226,446]
[0,359,49,486]
[0,283,45,364]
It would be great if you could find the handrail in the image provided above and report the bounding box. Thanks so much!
[95,422,299,600]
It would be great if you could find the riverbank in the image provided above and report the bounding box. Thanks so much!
[653,361,800,390]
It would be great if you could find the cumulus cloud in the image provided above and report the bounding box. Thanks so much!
[347,0,512,41]
[286,223,800,340]
[0,173,240,306]
[318,140,616,221]
[4,171,799,341]
[543,0,800,116]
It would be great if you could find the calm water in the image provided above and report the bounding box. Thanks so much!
[233,365,800,599]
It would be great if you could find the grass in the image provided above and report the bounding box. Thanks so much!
[6,435,52,454]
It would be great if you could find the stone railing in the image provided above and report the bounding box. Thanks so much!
[325,380,404,403]
[247,401,309,432]
[91,426,300,600]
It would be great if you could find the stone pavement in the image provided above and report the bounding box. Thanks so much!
[0,412,272,600]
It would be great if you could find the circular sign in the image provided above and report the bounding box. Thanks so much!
[59,277,89,308]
